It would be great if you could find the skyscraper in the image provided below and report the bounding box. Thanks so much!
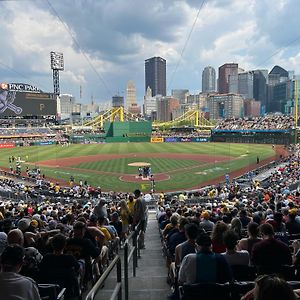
[253,69,267,108]
[218,63,238,93]
[202,66,216,93]
[126,80,137,109]
[238,72,254,99]
[145,56,166,97]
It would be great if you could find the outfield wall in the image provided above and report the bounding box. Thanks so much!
[150,137,210,143]
[211,129,294,144]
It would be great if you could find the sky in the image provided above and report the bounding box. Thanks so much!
[0,0,300,105]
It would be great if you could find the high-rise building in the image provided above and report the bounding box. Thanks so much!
[266,65,289,112]
[253,70,268,108]
[238,72,254,99]
[171,89,189,104]
[144,86,157,117]
[145,56,166,97]
[208,93,244,119]
[60,94,75,114]
[156,96,180,122]
[218,63,238,93]
[126,80,137,109]
[228,74,238,94]
[202,66,216,93]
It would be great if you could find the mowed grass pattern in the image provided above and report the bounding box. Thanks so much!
[0,143,275,191]
[73,157,202,174]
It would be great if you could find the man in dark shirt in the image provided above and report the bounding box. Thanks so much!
[252,223,292,274]
[39,234,79,297]
[66,221,101,260]
[167,217,188,258]
[286,209,300,234]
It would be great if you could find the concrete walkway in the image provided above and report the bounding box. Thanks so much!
[127,211,170,300]
[92,211,170,300]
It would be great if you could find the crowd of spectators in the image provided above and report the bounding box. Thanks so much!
[0,185,147,299]
[216,115,295,130]
[156,144,300,299]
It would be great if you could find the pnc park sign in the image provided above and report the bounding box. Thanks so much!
[0,82,42,93]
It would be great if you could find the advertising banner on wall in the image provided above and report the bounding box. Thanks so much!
[0,143,15,148]
[193,137,209,142]
[36,141,55,146]
[164,137,178,142]
[179,137,192,142]
[151,137,164,143]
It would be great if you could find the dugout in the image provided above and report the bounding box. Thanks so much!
[211,129,294,145]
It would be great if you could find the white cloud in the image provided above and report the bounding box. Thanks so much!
[0,0,299,102]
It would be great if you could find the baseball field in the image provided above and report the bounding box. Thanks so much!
[0,143,279,192]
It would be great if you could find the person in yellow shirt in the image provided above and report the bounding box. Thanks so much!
[127,195,136,223]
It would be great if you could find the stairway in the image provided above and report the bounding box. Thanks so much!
[127,211,170,300]
[92,210,170,300]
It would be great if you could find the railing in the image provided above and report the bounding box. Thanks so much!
[85,211,146,300]
[124,222,142,300]
[85,255,122,300]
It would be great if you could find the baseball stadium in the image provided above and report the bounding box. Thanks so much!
[1,81,300,300]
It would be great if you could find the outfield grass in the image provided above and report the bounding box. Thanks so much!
[0,143,275,192]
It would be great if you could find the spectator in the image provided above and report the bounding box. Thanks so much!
[133,189,146,249]
[199,210,214,232]
[286,208,300,234]
[211,221,228,253]
[252,223,292,274]
[39,234,80,297]
[237,222,261,257]
[0,244,41,300]
[241,275,297,300]
[230,217,243,239]
[93,199,108,219]
[222,230,250,266]
[178,233,232,284]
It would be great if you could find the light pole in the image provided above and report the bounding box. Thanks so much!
[50,52,64,96]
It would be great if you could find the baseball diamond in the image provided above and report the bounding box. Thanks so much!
[0,142,282,192]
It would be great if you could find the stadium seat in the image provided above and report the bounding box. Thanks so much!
[256,264,296,280]
[38,284,66,300]
[230,281,255,300]
[231,265,256,281]
[179,282,231,300]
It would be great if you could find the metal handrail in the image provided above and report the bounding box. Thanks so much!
[85,255,122,300]
[124,223,140,300]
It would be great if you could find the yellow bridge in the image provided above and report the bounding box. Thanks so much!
[152,109,215,129]
[85,107,214,129]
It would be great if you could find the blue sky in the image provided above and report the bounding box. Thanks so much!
[0,0,300,104]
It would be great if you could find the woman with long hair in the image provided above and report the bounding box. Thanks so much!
[119,200,130,241]
[237,222,261,257]
[211,221,228,253]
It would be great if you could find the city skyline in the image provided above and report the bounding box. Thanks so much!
[0,0,300,103]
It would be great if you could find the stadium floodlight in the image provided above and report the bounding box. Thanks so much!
[50,52,64,70]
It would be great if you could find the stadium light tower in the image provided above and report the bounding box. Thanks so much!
[50,52,64,95]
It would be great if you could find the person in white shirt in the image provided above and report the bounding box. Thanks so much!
[0,244,41,300]
[222,230,250,266]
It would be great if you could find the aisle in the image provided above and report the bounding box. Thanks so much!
[93,211,170,300]
[128,210,170,300]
